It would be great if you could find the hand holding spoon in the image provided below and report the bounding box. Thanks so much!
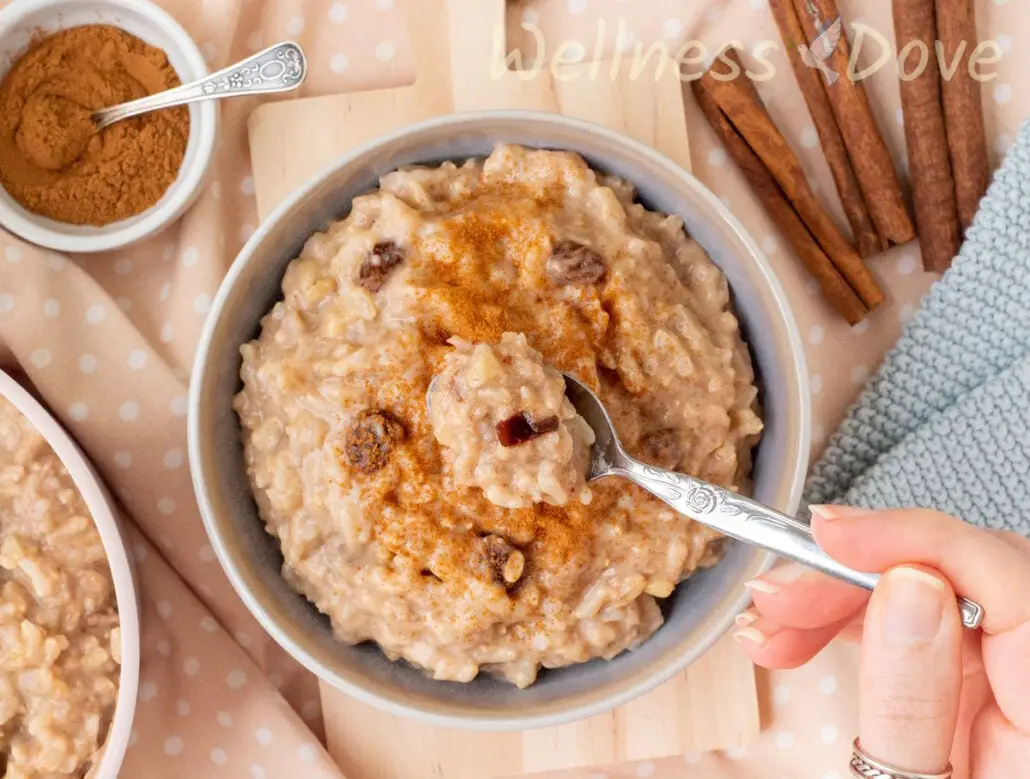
[20,42,307,171]
[559,372,986,630]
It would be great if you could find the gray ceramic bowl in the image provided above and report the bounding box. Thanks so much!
[189,111,810,730]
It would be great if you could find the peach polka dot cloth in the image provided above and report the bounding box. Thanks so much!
[0,0,1022,777]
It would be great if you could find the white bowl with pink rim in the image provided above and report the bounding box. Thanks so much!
[0,0,218,253]
[0,370,140,779]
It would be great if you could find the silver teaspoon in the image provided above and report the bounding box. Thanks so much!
[560,372,985,630]
[92,41,307,131]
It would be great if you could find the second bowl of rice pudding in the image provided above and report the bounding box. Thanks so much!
[192,112,809,727]
[0,371,139,778]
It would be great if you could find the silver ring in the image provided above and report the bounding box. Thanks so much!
[850,739,953,779]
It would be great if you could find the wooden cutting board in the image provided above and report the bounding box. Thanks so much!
[248,1,759,776]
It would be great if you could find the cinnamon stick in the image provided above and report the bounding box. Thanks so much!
[937,0,989,231]
[770,0,882,257]
[700,49,883,311]
[794,0,915,246]
[893,0,962,272]
[692,78,868,325]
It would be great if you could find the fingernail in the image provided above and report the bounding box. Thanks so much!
[764,562,808,586]
[810,504,869,521]
[735,610,758,628]
[732,626,768,647]
[745,578,780,594]
[881,567,946,643]
[745,562,806,594]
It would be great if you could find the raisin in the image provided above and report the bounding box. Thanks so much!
[546,240,606,285]
[345,410,405,473]
[475,535,525,587]
[640,428,682,470]
[496,413,560,447]
[358,241,406,292]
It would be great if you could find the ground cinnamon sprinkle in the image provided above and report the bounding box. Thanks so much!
[396,180,608,585]
[414,185,557,344]
[0,25,189,225]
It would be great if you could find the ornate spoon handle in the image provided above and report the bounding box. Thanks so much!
[616,457,985,630]
[93,42,307,131]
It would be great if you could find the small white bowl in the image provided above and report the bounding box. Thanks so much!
[0,0,218,253]
[0,371,140,779]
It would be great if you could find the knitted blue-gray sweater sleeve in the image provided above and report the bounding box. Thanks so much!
[804,119,1030,531]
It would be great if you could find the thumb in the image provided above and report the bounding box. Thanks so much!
[859,566,964,774]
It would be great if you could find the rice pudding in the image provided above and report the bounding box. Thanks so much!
[235,144,762,687]
[0,396,120,777]
[427,333,595,510]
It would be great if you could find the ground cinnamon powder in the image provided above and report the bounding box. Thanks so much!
[0,25,189,226]
[390,178,607,590]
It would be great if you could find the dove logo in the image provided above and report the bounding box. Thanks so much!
[799,15,843,85]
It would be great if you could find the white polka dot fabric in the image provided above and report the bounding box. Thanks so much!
[0,0,1020,776]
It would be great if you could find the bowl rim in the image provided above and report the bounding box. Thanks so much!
[190,109,810,729]
[0,370,140,779]
[0,0,218,253]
